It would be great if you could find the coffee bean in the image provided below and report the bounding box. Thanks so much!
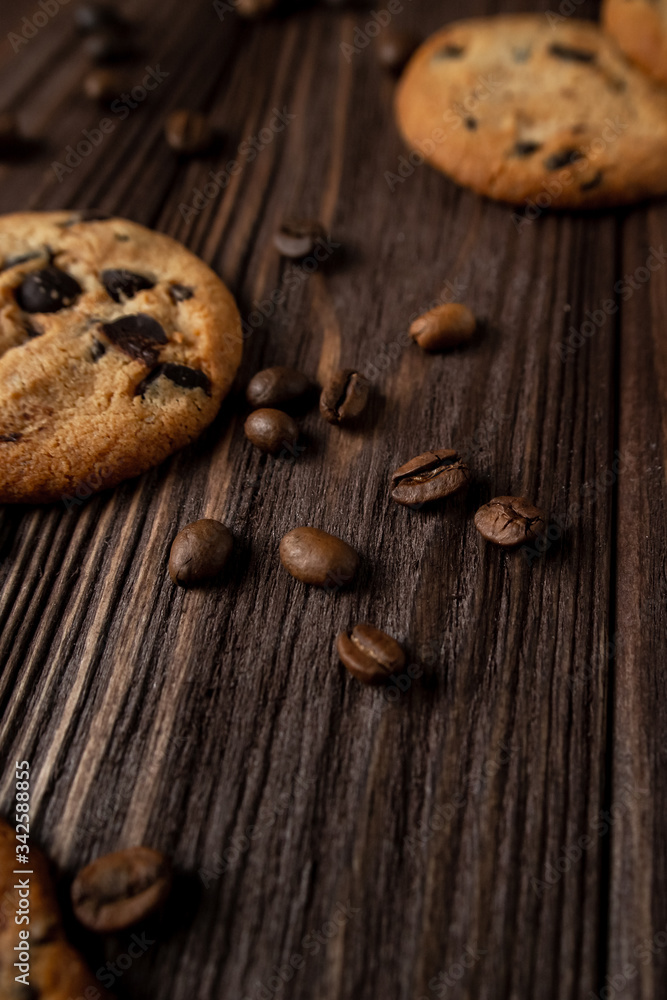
[100,314,167,366]
[101,268,154,302]
[168,519,233,586]
[280,527,359,588]
[83,30,135,64]
[237,0,277,15]
[391,449,470,506]
[83,67,122,102]
[376,29,419,73]
[409,303,476,352]
[244,408,298,455]
[320,368,369,425]
[337,624,405,685]
[246,366,311,409]
[75,3,127,34]
[16,267,82,313]
[165,110,213,155]
[474,495,546,548]
[71,846,171,933]
[273,218,325,259]
[135,363,211,397]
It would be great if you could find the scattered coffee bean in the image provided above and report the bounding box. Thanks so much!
[71,846,172,933]
[376,29,419,73]
[100,313,167,366]
[168,518,233,586]
[320,368,369,425]
[409,303,476,352]
[279,527,359,588]
[237,0,277,14]
[83,30,135,63]
[75,2,127,34]
[83,67,122,102]
[101,268,154,302]
[15,266,82,313]
[246,366,311,409]
[273,218,325,259]
[474,495,546,548]
[337,623,405,685]
[391,449,470,506]
[165,109,213,155]
[244,408,298,455]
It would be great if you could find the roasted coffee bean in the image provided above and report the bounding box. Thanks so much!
[165,109,213,155]
[273,218,325,259]
[320,368,369,425]
[246,366,311,409]
[244,408,298,455]
[337,624,405,685]
[101,268,155,302]
[237,0,277,15]
[168,519,233,586]
[280,527,359,588]
[100,313,167,366]
[75,2,127,33]
[391,449,470,506]
[409,303,476,351]
[71,846,172,933]
[83,29,135,63]
[376,29,419,73]
[16,266,82,313]
[474,495,546,548]
[83,67,122,102]
[169,283,194,302]
[135,363,211,397]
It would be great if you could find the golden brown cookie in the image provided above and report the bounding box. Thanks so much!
[0,817,113,999]
[0,211,242,503]
[394,15,667,208]
[603,0,667,86]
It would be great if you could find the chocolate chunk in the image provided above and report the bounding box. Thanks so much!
[135,363,211,396]
[169,283,194,303]
[514,141,542,157]
[0,432,21,443]
[91,338,106,360]
[16,267,82,313]
[100,314,167,366]
[24,319,43,338]
[433,44,465,59]
[544,148,584,171]
[101,269,154,302]
[548,43,596,63]
[464,117,477,131]
[581,171,603,192]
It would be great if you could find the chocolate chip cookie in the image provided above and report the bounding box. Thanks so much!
[0,211,242,503]
[603,0,667,86]
[395,15,667,208]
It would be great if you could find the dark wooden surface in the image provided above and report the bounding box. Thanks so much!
[0,0,665,997]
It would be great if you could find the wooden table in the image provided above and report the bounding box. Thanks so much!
[0,0,665,997]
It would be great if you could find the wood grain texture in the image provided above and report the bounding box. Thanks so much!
[0,1,663,998]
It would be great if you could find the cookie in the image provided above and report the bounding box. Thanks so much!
[603,0,667,86]
[394,15,667,208]
[0,211,242,503]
